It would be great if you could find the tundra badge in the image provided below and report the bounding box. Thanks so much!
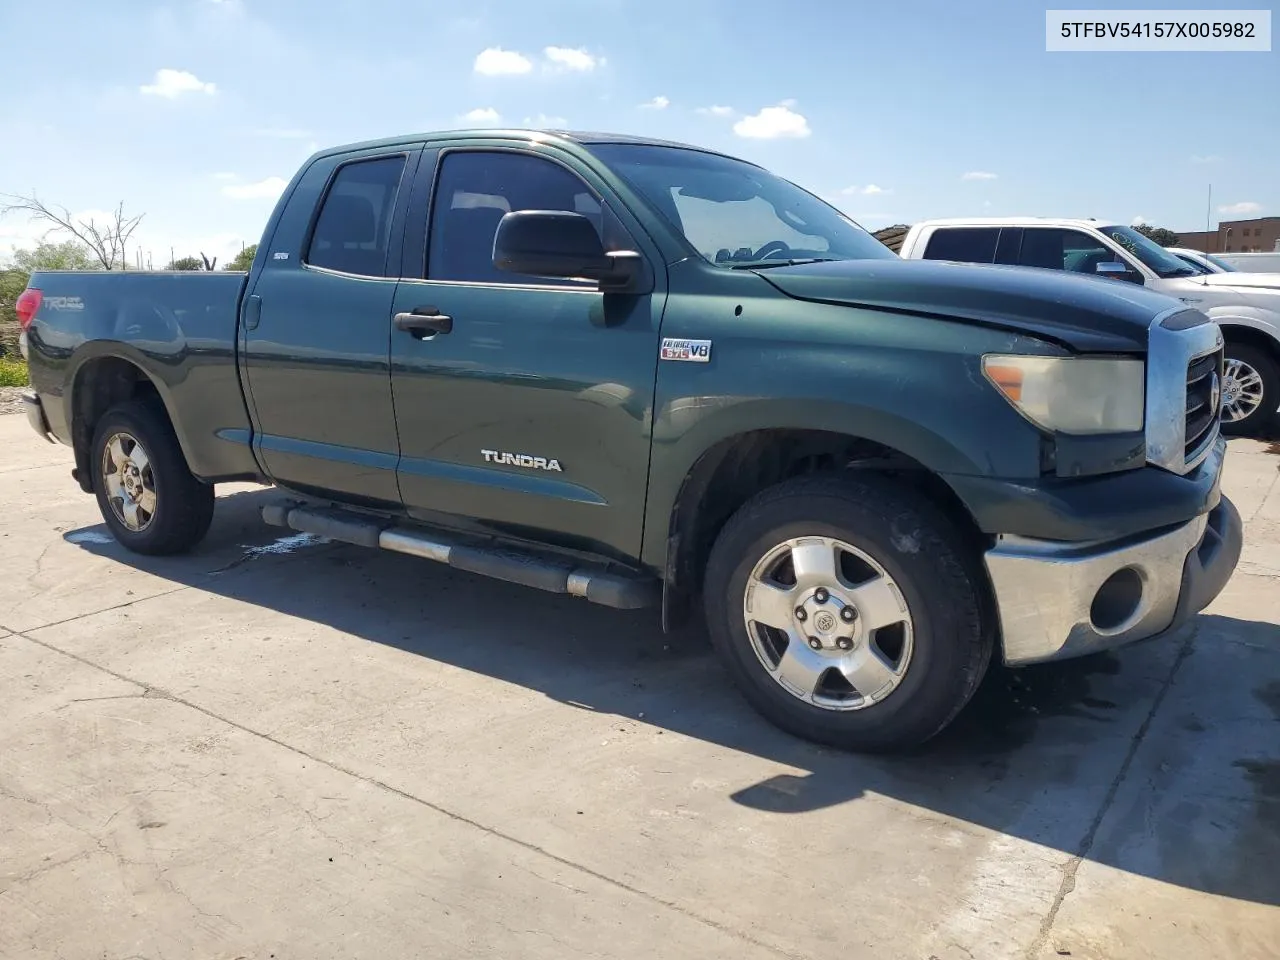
[482,449,563,472]
[660,338,712,363]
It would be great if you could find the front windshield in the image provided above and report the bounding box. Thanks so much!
[1098,225,1197,278]
[590,143,895,267]
[1205,253,1238,272]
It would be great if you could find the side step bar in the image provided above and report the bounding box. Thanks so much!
[261,502,660,610]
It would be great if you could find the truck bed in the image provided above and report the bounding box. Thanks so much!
[24,270,257,482]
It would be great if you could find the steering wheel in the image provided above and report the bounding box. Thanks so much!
[753,240,793,261]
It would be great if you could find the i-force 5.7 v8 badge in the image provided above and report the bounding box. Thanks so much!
[660,338,712,362]
[481,449,563,472]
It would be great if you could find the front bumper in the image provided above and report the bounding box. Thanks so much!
[22,390,55,443]
[985,443,1242,666]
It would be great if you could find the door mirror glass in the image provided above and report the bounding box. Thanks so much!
[494,210,643,291]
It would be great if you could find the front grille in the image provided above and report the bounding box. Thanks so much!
[1184,348,1223,461]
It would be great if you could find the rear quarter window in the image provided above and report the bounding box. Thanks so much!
[306,155,408,277]
[921,227,1000,264]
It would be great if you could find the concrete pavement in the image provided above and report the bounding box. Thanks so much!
[1,413,1278,959]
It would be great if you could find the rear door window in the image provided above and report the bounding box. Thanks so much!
[921,228,999,264]
[306,155,408,277]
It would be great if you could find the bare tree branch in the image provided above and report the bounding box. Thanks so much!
[0,193,144,270]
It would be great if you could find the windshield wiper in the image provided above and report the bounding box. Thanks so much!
[728,257,841,270]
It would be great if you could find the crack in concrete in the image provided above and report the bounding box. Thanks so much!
[6,628,804,960]
[1022,624,1198,960]
[0,850,96,895]
[0,585,190,636]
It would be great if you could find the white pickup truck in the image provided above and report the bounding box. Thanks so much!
[899,218,1280,435]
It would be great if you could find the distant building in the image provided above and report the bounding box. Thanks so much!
[1177,216,1280,254]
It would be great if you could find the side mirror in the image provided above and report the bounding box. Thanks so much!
[493,210,645,292]
[1095,261,1144,284]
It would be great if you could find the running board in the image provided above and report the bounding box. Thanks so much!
[261,502,659,610]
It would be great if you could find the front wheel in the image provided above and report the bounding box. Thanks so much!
[1221,343,1279,436]
[703,474,994,752]
[90,400,215,555]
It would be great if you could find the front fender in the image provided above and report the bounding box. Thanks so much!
[1204,306,1280,350]
[639,302,1053,569]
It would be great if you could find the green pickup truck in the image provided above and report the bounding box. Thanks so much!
[18,129,1242,751]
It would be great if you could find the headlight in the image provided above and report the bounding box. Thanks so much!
[982,355,1144,434]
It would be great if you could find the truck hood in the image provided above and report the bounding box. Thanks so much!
[1198,272,1280,291]
[756,258,1182,352]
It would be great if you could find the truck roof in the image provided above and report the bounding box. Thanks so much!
[310,128,740,162]
[911,217,1124,229]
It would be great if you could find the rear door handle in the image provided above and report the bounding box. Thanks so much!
[394,306,453,338]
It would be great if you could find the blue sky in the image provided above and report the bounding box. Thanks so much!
[1,0,1276,265]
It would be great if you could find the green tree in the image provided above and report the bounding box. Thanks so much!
[226,244,258,272]
[1,268,29,357]
[1133,224,1181,247]
[12,240,99,272]
[167,255,204,271]
[3,241,101,356]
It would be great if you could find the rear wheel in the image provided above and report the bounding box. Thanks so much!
[1221,342,1279,436]
[703,474,993,752]
[90,400,215,555]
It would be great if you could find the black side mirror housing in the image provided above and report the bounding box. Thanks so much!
[493,210,646,292]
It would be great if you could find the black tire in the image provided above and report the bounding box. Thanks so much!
[1221,342,1280,437]
[90,400,215,555]
[703,473,994,753]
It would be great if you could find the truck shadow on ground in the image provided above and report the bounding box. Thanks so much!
[65,487,1280,908]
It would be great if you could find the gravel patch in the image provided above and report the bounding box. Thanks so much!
[1,386,30,417]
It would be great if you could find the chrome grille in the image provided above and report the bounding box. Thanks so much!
[1145,308,1224,475]
[1184,348,1222,461]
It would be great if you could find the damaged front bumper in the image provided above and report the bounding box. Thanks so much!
[985,438,1242,666]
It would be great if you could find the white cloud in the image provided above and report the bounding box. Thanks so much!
[1131,215,1147,226]
[140,68,217,99]
[640,96,669,110]
[1191,154,1223,164]
[523,113,568,127]
[733,103,811,140]
[697,105,735,117]
[1219,201,1262,216]
[544,46,601,71]
[463,107,501,124]
[842,184,889,196]
[961,171,998,181]
[473,47,533,76]
[222,176,288,201]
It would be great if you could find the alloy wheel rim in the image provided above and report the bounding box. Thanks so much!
[1221,358,1265,422]
[102,432,157,532]
[742,536,914,711]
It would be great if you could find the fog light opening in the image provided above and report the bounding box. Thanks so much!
[1090,567,1145,634]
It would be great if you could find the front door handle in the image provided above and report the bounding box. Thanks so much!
[394,306,453,338]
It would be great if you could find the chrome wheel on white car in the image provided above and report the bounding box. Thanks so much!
[1219,344,1279,436]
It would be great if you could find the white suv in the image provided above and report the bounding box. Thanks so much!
[899,218,1280,435]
